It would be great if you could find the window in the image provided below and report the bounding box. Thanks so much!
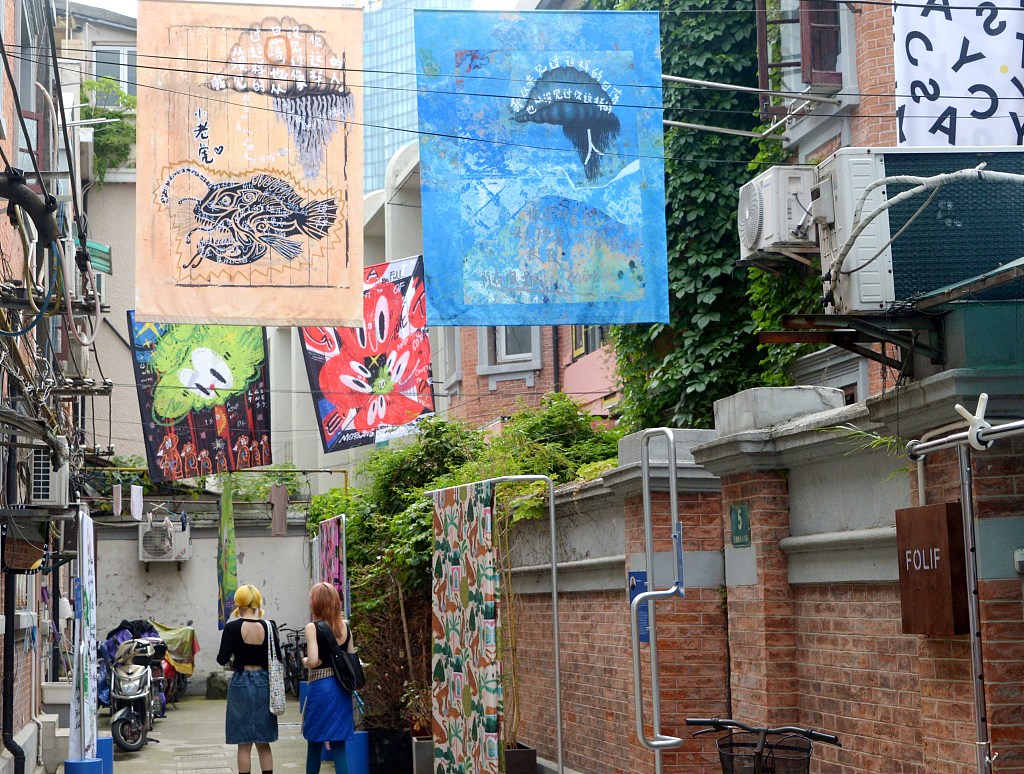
[436,327,462,395]
[495,326,532,364]
[94,47,137,105]
[476,327,542,389]
[756,0,843,118]
[571,325,607,360]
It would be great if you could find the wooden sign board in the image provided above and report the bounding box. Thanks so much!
[895,502,969,635]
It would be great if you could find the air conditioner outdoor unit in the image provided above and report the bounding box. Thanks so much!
[814,146,1024,314]
[30,445,69,509]
[737,165,818,264]
[139,522,192,562]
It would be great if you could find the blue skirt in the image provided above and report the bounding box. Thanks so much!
[226,671,279,744]
[302,676,354,743]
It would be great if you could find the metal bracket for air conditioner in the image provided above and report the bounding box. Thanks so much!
[761,314,945,371]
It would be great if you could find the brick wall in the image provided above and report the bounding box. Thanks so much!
[447,326,577,428]
[850,3,897,148]
[514,489,728,774]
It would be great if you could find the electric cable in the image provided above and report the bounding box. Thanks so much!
[0,264,58,338]
[55,240,101,347]
[21,42,1024,109]
[43,8,87,240]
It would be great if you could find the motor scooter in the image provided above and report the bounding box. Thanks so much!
[109,636,166,752]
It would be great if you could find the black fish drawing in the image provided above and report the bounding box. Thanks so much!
[160,168,338,268]
[511,66,620,181]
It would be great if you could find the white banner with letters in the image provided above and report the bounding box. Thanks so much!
[895,0,1024,146]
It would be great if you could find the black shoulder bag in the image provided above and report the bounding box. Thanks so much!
[316,620,366,693]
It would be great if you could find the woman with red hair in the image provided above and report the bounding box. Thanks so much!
[302,582,356,773]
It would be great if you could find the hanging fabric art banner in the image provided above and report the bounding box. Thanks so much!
[218,479,238,630]
[136,1,363,325]
[300,256,434,452]
[415,10,668,326]
[128,311,272,482]
[432,483,501,773]
[318,516,343,601]
[894,1,1024,146]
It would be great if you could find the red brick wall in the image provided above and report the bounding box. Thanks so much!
[850,3,897,148]
[513,489,728,774]
[448,327,565,427]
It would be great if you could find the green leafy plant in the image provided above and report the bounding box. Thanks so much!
[81,79,136,186]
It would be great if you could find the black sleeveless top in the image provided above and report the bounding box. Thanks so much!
[216,618,282,671]
[313,619,349,664]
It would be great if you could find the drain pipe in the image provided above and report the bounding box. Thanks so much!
[4,440,27,774]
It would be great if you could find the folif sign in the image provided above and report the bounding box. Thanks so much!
[895,502,969,635]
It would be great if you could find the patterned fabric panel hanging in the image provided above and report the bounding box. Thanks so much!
[415,10,668,325]
[318,516,344,601]
[128,311,272,482]
[432,483,501,774]
[300,256,434,452]
[136,1,363,325]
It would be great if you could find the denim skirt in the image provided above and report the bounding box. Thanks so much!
[225,670,279,744]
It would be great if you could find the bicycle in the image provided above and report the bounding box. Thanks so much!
[278,625,306,698]
[686,717,841,774]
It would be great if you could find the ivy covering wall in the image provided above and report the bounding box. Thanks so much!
[599,0,819,429]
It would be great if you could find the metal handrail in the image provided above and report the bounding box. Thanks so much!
[631,429,687,764]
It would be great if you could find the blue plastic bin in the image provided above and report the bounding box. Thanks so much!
[96,736,114,774]
[64,759,103,774]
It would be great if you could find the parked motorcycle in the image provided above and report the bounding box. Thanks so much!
[109,636,166,752]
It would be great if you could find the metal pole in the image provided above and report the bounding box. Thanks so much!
[956,446,993,774]
[661,73,841,104]
[907,418,1024,460]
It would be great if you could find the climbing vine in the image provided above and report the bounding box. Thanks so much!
[599,0,819,428]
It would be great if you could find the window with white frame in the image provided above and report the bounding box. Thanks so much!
[94,47,137,105]
[495,326,533,364]
[476,326,542,388]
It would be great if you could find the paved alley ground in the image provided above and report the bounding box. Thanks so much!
[56,695,309,774]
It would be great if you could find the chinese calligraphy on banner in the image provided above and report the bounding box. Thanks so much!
[895,1,1024,146]
[300,256,434,452]
[415,11,668,325]
[432,483,501,774]
[136,1,363,325]
[128,312,272,482]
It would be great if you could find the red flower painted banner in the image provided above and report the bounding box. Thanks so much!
[300,256,434,452]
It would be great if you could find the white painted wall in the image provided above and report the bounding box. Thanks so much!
[94,527,313,688]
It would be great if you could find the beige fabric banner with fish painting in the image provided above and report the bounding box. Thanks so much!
[136,1,363,326]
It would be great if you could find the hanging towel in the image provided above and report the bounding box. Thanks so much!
[112,484,122,518]
[269,484,289,536]
[130,485,144,521]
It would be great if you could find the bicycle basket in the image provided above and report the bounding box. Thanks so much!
[717,732,812,774]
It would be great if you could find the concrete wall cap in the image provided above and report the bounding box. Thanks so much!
[713,386,846,436]
[617,428,717,466]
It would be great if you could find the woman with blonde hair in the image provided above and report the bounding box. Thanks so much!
[302,582,356,774]
[216,584,283,774]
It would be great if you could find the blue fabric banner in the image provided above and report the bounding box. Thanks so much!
[415,10,668,325]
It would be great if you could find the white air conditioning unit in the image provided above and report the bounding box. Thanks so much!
[30,445,69,509]
[813,146,1024,314]
[139,522,192,562]
[737,165,818,263]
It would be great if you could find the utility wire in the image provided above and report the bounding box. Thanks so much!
[43,8,87,241]
[22,42,1024,105]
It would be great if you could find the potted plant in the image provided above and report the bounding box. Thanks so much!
[403,681,433,774]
